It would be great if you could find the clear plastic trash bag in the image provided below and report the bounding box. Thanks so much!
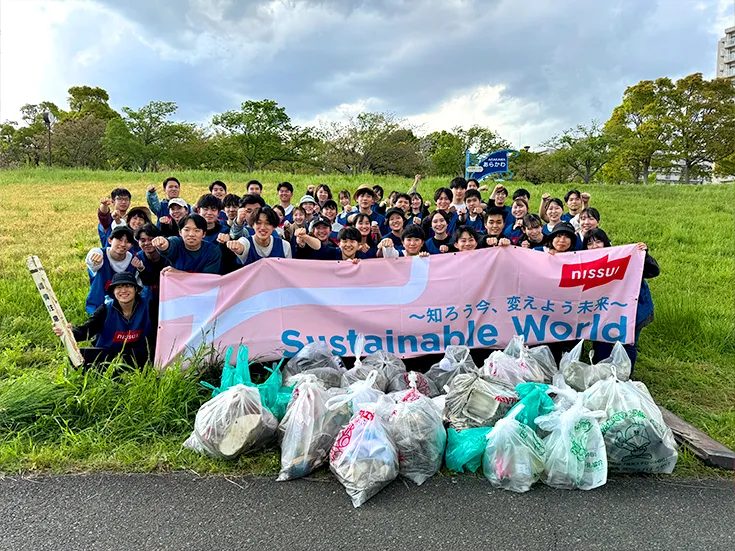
[283,342,346,379]
[387,375,447,485]
[386,370,439,397]
[444,372,519,430]
[482,405,546,493]
[583,376,677,474]
[340,333,389,391]
[183,384,277,459]
[277,376,351,481]
[503,335,557,383]
[361,350,407,381]
[425,345,478,391]
[482,350,546,387]
[561,340,631,391]
[329,396,399,507]
[536,396,608,490]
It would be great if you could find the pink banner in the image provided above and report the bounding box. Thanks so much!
[155,245,645,367]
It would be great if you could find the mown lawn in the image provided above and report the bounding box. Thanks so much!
[0,168,733,477]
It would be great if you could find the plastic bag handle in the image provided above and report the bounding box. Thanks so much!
[353,332,365,368]
[407,371,418,389]
[325,370,379,410]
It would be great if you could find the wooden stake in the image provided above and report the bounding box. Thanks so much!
[26,255,84,367]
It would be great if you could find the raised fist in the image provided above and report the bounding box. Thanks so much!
[89,253,103,265]
[227,240,245,254]
[217,233,230,244]
[147,185,156,193]
[152,236,168,250]
[131,256,144,270]
[159,216,171,225]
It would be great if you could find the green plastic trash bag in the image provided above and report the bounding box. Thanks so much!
[201,345,293,421]
[445,426,493,473]
[504,382,555,432]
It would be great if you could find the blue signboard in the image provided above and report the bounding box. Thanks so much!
[465,149,519,182]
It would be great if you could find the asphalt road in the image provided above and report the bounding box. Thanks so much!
[0,473,733,551]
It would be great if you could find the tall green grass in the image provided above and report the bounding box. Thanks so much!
[0,169,733,475]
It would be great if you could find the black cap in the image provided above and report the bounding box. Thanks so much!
[309,215,332,233]
[547,222,577,248]
[384,207,406,222]
[109,225,135,242]
[107,272,142,296]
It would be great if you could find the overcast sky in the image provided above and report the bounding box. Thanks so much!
[1,0,733,147]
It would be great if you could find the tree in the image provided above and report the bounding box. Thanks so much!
[319,112,425,177]
[605,80,667,183]
[212,99,314,171]
[104,101,193,171]
[52,115,107,168]
[66,86,119,121]
[425,126,511,176]
[658,73,735,184]
[545,122,612,185]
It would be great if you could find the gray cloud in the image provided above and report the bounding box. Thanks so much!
[51,0,725,144]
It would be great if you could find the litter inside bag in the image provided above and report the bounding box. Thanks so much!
[561,340,631,391]
[361,350,407,381]
[425,345,478,391]
[445,426,492,473]
[387,376,446,485]
[277,376,351,481]
[583,376,677,474]
[536,397,608,490]
[387,370,439,397]
[329,396,398,507]
[482,349,546,387]
[183,384,277,459]
[286,367,343,389]
[503,335,557,383]
[482,405,546,493]
[283,342,346,379]
[444,372,519,430]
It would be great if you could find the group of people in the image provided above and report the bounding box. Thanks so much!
[54,175,658,370]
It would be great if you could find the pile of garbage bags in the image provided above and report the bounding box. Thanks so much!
[183,337,678,506]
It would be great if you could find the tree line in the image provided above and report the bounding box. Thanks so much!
[1,73,733,184]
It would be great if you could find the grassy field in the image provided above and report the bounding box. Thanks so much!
[0,168,733,477]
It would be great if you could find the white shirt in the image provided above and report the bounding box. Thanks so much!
[234,237,292,263]
[86,248,133,274]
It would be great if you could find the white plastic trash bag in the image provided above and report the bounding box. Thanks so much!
[277,376,351,481]
[326,370,384,415]
[482,405,546,493]
[536,397,608,490]
[444,372,518,430]
[329,396,399,507]
[183,384,277,459]
[561,340,631,391]
[387,375,447,485]
[425,345,478,391]
[583,376,677,474]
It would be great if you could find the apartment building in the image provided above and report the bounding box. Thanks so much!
[717,26,735,80]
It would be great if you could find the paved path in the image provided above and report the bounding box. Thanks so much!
[0,473,733,550]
